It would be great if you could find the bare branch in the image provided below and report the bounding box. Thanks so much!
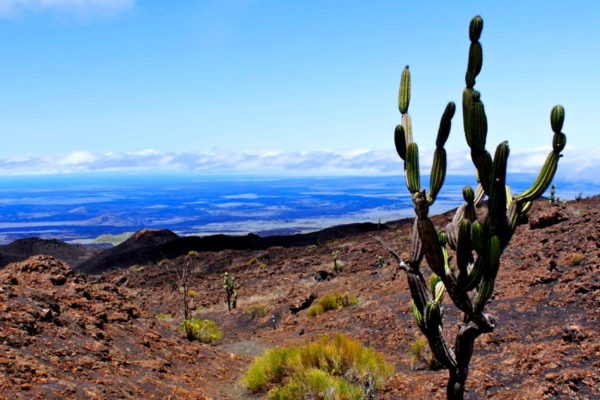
[369,235,408,272]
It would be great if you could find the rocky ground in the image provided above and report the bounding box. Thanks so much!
[1,196,599,399]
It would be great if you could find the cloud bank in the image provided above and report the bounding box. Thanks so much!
[0,0,134,17]
[0,146,594,182]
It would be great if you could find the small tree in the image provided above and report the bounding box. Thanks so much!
[180,251,198,340]
[385,16,567,399]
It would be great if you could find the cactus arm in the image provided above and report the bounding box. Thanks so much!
[471,149,493,195]
[519,200,533,216]
[416,215,446,278]
[434,281,447,303]
[408,217,424,266]
[398,65,411,114]
[516,105,566,205]
[474,183,485,206]
[438,230,451,272]
[456,219,473,278]
[424,301,458,370]
[427,148,447,205]
[406,143,421,193]
[505,185,513,210]
[394,125,407,160]
[412,302,426,332]
[408,272,431,329]
[551,105,565,133]
[465,42,483,88]
[402,113,413,148]
[427,102,456,205]
[488,142,509,216]
[436,102,456,148]
[474,235,501,312]
[430,273,442,297]
[465,15,484,88]
[515,152,559,204]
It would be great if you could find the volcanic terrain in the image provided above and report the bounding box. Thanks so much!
[1,196,599,399]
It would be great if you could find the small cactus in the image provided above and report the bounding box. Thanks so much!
[232,291,238,309]
[549,184,556,204]
[331,251,344,273]
[223,273,236,311]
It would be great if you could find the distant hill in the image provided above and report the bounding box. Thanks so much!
[0,237,98,270]
[75,228,180,274]
[76,222,384,274]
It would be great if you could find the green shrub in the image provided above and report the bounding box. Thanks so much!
[247,304,267,320]
[397,235,412,242]
[156,313,171,321]
[307,304,325,318]
[179,319,223,344]
[307,293,358,318]
[243,333,393,399]
[306,244,318,252]
[570,252,583,266]
[407,336,427,371]
[158,258,171,266]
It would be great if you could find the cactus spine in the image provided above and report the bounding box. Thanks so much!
[389,16,567,400]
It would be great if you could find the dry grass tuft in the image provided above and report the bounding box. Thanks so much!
[307,293,358,318]
[242,333,393,399]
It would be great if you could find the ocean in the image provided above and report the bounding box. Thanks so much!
[0,173,594,245]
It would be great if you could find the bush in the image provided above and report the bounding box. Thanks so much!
[247,304,267,320]
[156,313,171,321]
[242,333,393,399]
[407,336,440,371]
[307,293,358,318]
[179,319,223,344]
[569,252,583,266]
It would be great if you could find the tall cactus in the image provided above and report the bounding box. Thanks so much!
[390,16,566,400]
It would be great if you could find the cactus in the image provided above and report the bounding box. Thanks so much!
[232,291,238,309]
[549,183,556,204]
[377,254,384,269]
[388,16,567,400]
[223,272,236,311]
[331,250,344,273]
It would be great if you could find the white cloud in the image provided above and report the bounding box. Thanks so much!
[0,0,135,17]
[0,147,596,183]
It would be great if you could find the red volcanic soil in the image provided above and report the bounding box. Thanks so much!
[1,197,600,399]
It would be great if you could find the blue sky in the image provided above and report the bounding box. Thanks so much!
[0,0,598,178]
